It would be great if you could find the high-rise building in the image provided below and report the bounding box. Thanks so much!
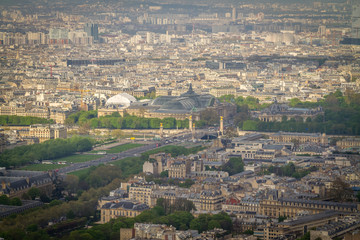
[49,28,69,44]
[341,1,360,45]
[84,23,99,41]
[232,7,237,21]
[351,1,360,38]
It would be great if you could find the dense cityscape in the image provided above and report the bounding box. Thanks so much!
[0,0,360,239]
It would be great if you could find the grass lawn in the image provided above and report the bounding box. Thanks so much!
[20,155,101,171]
[106,143,143,153]
[111,156,140,167]
[56,154,101,163]
[68,145,205,177]
[90,143,143,154]
[69,167,92,177]
[21,164,65,171]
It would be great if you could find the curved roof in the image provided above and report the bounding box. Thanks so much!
[106,93,136,107]
[152,84,217,113]
[151,96,176,106]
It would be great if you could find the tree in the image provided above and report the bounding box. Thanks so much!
[26,224,38,232]
[278,215,287,222]
[179,179,195,188]
[28,187,41,200]
[242,120,258,131]
[64,175,80,194]
[78,122,91,135]
[0,195,10,205]
[75,138,92,152]
[200,109,219,126]
[21,193,31,200]
[289,98,301,107]
[328,177,353,202]
[208,220,221,229]
[224,126,238,138]
[160,170,168,178]
[220,157,244,175]
[66,210,76,219]
[10,197,22,206]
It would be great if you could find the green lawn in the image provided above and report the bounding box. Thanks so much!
[20,155,101,171]
[21,164,65,171]
[111,156,140,167]
[69,167,92,177]
[106,143,143,153]
[56,154,101,163]
[20,144,143,172]
[91,143,143,154]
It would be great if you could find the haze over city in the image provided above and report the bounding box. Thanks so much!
[0,0,359,240]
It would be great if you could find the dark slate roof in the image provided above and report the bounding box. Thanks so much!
[101,201,149,211]
[151,84,216,113]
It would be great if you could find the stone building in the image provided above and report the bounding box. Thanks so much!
[168,160,191,179]
[0,170,56,198]
[260,197,359,218]
[254,103,323,122]
[129,183,156,207]
[100,201,149,224]
[310,215,360,240]
[98,84,236,121]
[199,190,224,211]
[149,152,171,173]
[270,132,328,146]
[134,223,176,240]
[19,124,67,143]
[226,140,284,160]
[191,171,229,181]
[263,211,342,240]
[336,138,360,149]
[222,195,260,215]
[142,161,159,176]
[0,104,69,124]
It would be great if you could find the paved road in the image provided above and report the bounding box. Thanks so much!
[58,129,215,174]
[58,143,157,174]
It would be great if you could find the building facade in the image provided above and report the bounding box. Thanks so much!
[199,190,224,211]
[270,132,328,146]
[260,198,359,218]
[168,160,191,179]
[100,201,149,224]
[129,184,155,207]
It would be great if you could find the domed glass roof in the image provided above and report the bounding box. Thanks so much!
[152,84,217,113]
[105,93,136,107]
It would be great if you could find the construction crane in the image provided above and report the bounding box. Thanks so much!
[43,65,55,77]
[57,87,92,111]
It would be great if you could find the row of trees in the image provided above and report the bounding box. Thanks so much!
[0,145,208,240]
[0,176,124,240]
[220,90,360,135]
[0,136,93,168]
[0,195,22,206]
[65,145,204,195]
[64,165,123,195]
[64,205,232,240]
[219,95,270,111]
[66,111,191,129]
[265,162,318,179]
[0,115,53,126]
